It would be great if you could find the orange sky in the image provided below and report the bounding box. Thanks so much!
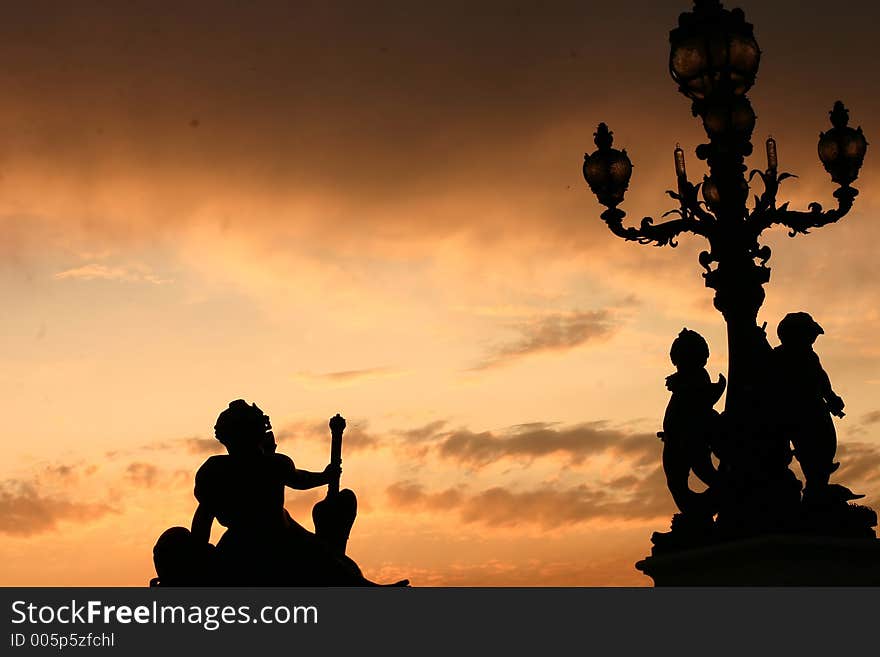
[1,0,879,586]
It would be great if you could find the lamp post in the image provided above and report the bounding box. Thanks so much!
[582,0,868,534]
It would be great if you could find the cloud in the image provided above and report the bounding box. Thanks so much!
[474,310,616,369]
[380,420,879,530]
[0,482,116,537]
[385,481,464,511]
[44,465,77,479]
[0,0,875,311]
[292,368,402,387]
[461,477,669,528]
[860,411,880,426]
[836,442,880,489]
[142,421,381,458]
[53,263,171,285]
[40,463,99,483]
[182,437,224,455]
[275,420,379,453]
[844,411,880,439]
[125,462,189,491]
[395,420,449,443]
[125,462,160,488]
[385,466,671,529]
[428,421,658,469]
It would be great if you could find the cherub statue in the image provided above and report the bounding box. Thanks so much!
[152,400,407,586]
[772,312,861,505]
[660,328,726,517]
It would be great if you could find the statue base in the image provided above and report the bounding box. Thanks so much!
[636,534,880,586]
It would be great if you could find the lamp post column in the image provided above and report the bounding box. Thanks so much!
[699,117,800,530]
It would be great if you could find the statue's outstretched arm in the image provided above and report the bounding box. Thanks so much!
[287,469,325,490]
[281,453,339,490]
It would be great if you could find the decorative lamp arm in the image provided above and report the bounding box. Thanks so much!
[600,206,711,248]
[755,185,858,238]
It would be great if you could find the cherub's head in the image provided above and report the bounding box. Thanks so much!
[670,328,710,371]
[214,399,272,456]
[777,312,823,350]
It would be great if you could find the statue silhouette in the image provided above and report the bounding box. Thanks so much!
[772,314,841,488]
[655,329,725,544]
[771,313,867,511]
[650,317,877,555]
[152,400,408,586]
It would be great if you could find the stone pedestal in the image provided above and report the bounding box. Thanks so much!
[636,534,880,586]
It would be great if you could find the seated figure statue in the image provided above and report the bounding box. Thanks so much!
[152,400,406,586]
[659,328,726,519]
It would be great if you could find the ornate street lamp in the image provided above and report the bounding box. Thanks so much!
[582,1,869,538]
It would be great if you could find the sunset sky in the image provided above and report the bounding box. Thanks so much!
[1,0,879,586]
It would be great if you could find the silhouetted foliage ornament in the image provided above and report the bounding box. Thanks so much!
[818,101,868,187]
[669,0,760,101]
[583,123,633,208]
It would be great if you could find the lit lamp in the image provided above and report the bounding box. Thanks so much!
[674,143,687,180]
[674,143,688,195]
[818,101,868,187]
[766,135,777,173]
[583,123,633,208]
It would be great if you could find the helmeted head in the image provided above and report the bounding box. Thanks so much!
[777,312,824,348]
[214,399,272,455]
[670,328,710,370]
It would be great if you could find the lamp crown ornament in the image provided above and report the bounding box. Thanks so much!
[593,122,614,150]
[829,100,849,128]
